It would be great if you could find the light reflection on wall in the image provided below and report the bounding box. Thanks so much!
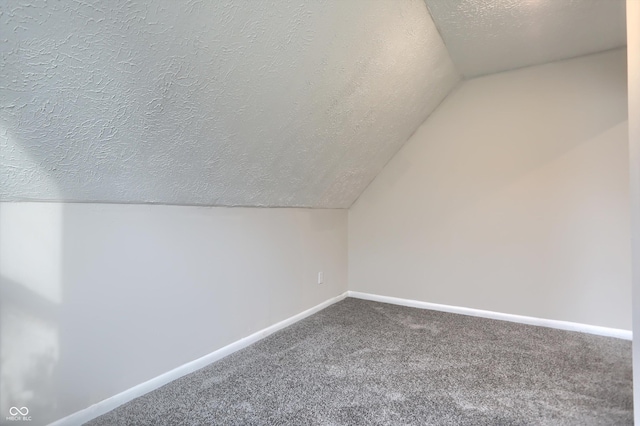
[1,129,63,425]
[1,203,63,304]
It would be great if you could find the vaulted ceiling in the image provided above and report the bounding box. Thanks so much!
[0,0,627,207]
[424,0,626,77]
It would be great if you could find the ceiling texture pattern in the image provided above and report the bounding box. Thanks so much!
[0,0,458,207]
[0,0,627,207]
[424,0,627,77]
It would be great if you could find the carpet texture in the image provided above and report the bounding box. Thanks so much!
[88,298,633,425]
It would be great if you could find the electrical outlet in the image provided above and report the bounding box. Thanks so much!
[317,271,324,284]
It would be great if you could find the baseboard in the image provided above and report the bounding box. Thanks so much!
[347,291,632,341]
[50,291,348,426]
[49,290,630,425]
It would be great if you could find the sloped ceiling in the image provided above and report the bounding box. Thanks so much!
[0,0,458,208]
[0,0,627,208]
[425,0,627,77]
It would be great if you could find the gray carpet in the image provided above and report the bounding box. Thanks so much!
[88,298,633,425]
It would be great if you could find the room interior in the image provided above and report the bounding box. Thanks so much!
[1,0,639,424]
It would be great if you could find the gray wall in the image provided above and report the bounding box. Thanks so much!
[349,49,631,330]
[0,203,347,425]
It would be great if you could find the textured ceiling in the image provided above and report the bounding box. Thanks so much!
[0,0,459,208]
[425,0,627,77]
[1,1,627,207]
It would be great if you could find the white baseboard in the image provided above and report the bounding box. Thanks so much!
[50,292,348,426]
[49,290,631,425]
[347,291,632,341]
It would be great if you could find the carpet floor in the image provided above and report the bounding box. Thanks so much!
[88,298,633,425]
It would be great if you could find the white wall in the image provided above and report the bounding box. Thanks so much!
[349,49,631,330]
[0,203,347,425]
[627,1,640,423]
